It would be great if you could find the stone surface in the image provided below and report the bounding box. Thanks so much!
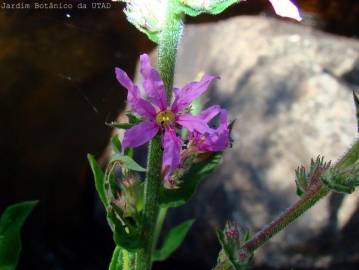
[157,16,359,269]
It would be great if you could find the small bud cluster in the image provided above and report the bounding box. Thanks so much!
[216,221,252,269]
[295,156,359,196]
[295,156,331,196]
[322,164,359,194]
[119,0,167,42]
[112,173,143,217]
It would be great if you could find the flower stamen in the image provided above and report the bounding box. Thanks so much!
[156,110,175,127]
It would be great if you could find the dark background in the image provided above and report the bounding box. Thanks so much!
[1,0,359,269]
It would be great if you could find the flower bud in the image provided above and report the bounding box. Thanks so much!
[112,174,143,217]
[217,221,252,268]
[119,0,167,41]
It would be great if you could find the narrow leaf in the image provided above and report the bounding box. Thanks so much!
[111,135,122,153]
[126,112,142,124]
[0,201,37,270]
[159,152,223,208]
[110,154,146,172]
[152,219,195,262]
[106,122,134,130]
[87,154,109,208]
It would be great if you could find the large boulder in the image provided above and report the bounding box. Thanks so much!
[157,16,359,269]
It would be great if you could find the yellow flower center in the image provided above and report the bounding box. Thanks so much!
[156,110,175,126]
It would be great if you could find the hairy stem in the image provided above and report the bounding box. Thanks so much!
[242,184,330,252]
[136,137,163,270]
[158,1,184,100]
[135,2,184,270]
[239,140,359,255]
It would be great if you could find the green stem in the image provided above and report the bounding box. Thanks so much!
[135,137,162,270]
[158,1,184,100]
[135,2,184,269]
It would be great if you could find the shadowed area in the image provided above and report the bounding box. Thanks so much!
[1,0,359,269]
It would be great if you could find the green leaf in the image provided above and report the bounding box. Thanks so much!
[217,230,232,262]
[111,135,122,153]
[105,113,141,130]
[0,201,37,270]
[126,112,142,124]
[109,246,123,270]
[159,152,223,208]
[110,154,146,172]
[106,122,134,130]
[294,166,307,197]
[175,0,241,17]
[108,209,143,250]
[125,147,134,158]
[87,154,109,208]
[335,139,359,170]
[153,219,195,262]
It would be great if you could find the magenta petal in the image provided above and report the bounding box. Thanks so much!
[171,74,219,113]
[134,99,157,119]
[140,54,167,110]
[201,131,229,151]
[162,128,182,180]
[122,121,159,150]
[176,114,211,134]
[115,67,138,93]
[218,109,229,131]
[115,67,156,119]
[204,109,230,151]
[198,105,221,123]
[268,0,302,21]
[189,107,230,152]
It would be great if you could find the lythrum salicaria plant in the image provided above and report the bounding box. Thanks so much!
[88,1,359,270]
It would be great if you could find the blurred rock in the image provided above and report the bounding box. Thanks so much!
[157,16,359,269]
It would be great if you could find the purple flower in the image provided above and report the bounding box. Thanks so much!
[115,54,218,180]
[188,105,230,152]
